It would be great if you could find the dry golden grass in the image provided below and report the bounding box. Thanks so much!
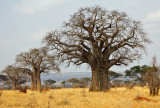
[0,86,160,108]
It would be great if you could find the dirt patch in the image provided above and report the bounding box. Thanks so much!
[134,96,158,103]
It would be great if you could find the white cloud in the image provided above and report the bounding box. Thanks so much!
[146,9,160,22]
[14,0,68,14]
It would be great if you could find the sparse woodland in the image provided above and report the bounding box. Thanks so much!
[1,5,160,108]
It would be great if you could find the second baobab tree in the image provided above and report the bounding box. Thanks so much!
[16,47,60,91]
[44,6,151,91]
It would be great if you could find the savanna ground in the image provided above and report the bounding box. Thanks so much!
[0,86,160,108]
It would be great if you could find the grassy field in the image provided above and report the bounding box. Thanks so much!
[0,86,160,108]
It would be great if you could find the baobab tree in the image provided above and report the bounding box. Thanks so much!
[16,47,60,91]
[44,6,151,91]
[1,65,29,90]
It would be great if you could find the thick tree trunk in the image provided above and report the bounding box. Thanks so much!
[12,80,16,90]
[37,70,41,92]
[31,75,34,91]
[89,68,109,91]
[32,66,37,91]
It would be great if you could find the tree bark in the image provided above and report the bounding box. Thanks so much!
[12,80,16,90]
[37,70,41,92]
[89,67,109,91]
[31,75,34,91]
[32,66,37,91]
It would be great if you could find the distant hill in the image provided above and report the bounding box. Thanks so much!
[41,71,124,82]
[41,72,92,82]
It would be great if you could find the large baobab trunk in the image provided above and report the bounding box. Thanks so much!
[37,70,41,92]
[89,68,109,91]
[12,80,16,90]
[32,67,37,91]
[31,75,34,91]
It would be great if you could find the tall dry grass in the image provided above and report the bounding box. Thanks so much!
[0,86,160,108]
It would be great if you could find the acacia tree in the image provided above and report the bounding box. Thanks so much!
[61,80,66,87]
[16,47,60,91]
[44,6,151,91]
[0,74,8,81]
[1,65,29,90]
[44,79,56,89]
[125,65,149,83]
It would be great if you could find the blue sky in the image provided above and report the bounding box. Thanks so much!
[0,0,160,72]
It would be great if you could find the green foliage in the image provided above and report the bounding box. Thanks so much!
[80,77,90,82]
[61,80,66,85]
[67,78,80,84]
[0,74,9,81]
[125,65,149,77]
[68,77,90,88]
[44,79,56,85]
[125,70,132,76]
[108,70,123,77]
[61,80,66,87]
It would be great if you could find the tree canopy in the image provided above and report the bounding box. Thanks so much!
[1,65,29,90]
[43,6,151,91]
[125,65,149,77]
[16,47,60,91]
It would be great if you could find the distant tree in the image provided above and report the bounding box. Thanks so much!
[0,74,9,81]
[108,70,123,80]
[80,77,91,85]
[0,74,10,89]
[3,81,12,89]
[67,78,80,84]
[1,65,29,90]
[44,6,151,91]
[80,77,90,82]
[110,80,123,87]
[61,80,66,87]
[143,56,160,96]
[44,79,56,89]
[125,65,149,82]
[44,79,56,85]
[16,47,60,91]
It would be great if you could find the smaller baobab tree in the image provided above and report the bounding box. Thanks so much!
[16,47,60,91]
[1,65,29,90]
[143,56,160,96]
